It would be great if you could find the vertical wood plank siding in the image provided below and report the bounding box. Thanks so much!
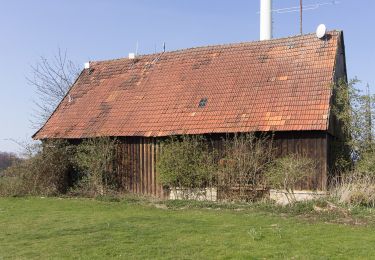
[272,132,328,191]
[114,131,330,198]
[116,137,165,198]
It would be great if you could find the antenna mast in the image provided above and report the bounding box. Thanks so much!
[266,0,340,34]
[300,0,303,35]
[260,0,272,40]
[366,83,373,145]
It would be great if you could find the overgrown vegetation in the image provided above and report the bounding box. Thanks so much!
[217,133,274,201]
[72,138,118,197]
[0,138,118,197]
[331,79,374,170]
[0,140,74,196]
[331,172,375,207]
[157,136,217,200]
[157,134,275,201]
[329,78,375,207]
[265,154,316,203]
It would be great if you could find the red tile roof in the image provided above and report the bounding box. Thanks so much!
[33,31,342,139]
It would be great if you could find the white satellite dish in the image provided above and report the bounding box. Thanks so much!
[316,24,327,39]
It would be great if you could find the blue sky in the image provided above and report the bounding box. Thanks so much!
[0,0,374,153]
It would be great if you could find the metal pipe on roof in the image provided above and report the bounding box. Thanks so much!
[260,0,272,40]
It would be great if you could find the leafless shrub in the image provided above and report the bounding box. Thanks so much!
[217,133,274,202]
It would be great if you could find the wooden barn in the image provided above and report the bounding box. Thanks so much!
[33,31,347,197]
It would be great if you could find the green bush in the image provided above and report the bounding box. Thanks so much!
[72,137,117,197]
[355,150,375,175]
[157,134,275,202]
[157,136,217,199]
[266,154,316,203]
[0,137,120,198]
[0,140,75,197]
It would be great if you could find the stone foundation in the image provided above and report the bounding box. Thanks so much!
[269,189,327,205]
[168,188,217,201]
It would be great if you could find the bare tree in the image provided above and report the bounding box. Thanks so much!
[28,49,80,128]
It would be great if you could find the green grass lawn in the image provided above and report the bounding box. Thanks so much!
[1,197,375,259]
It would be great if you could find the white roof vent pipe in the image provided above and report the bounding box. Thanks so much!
[129,53,136,60]
[84,62,90,69]
[260,0,273,40]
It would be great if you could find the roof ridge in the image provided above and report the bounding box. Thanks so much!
[92,30,341,64]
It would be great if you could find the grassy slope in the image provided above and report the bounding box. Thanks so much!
[0,198,375,259]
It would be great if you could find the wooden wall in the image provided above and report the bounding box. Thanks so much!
[272,131,328,190]
[115,137,165,198]
[114,131,330,198]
